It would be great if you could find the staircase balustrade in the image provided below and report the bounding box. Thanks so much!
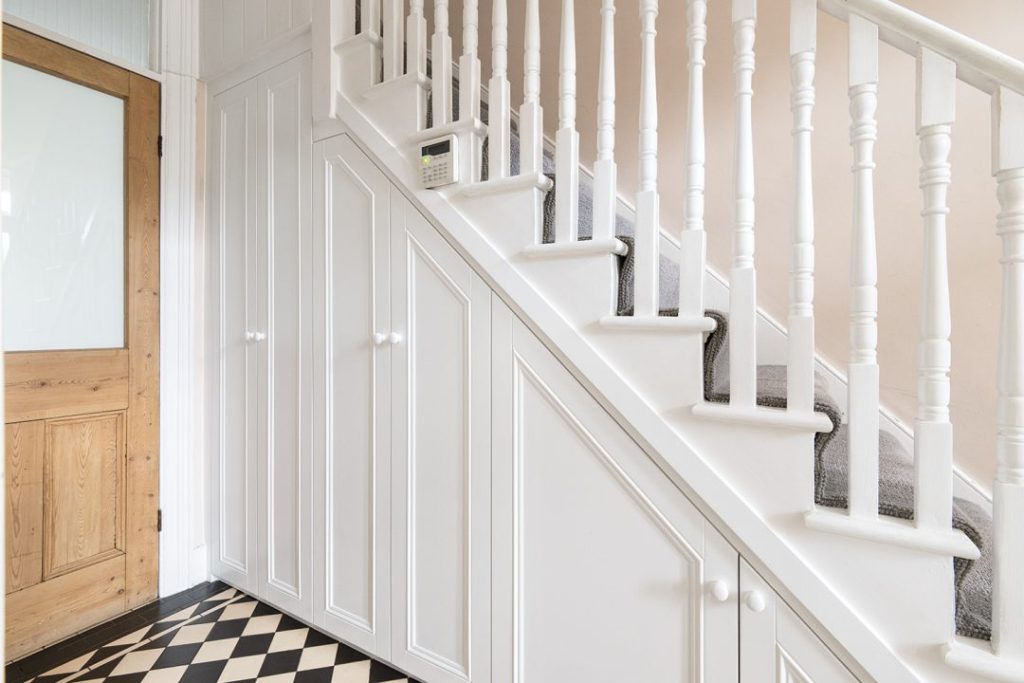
[331,0,1024,673]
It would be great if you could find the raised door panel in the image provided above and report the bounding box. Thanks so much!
[207,76,259,593]
[391,196,492,683]
[739,560,858,683]
[312,134,392,657]
[492,302,737,683]
[256,51,313,620]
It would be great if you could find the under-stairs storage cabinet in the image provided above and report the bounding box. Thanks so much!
[739,560,857,682]
[311,134,492,682]
[207,51,313,621]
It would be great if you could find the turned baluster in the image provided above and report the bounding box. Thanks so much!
[634,0,660,317]
[592,0,617,242]
[488,0,511,180]
[679,0,708,319]
[554,0,580,242]
[846,16,880,520]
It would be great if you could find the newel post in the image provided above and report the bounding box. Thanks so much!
[992,85,1024,660]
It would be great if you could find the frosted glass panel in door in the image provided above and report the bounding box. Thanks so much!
[2,59,125,351]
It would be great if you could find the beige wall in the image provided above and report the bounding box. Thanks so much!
[451,0,1024,488]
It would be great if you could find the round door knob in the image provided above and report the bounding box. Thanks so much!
[252,332,267,342]
[706,580,730,603]
[388,332,403,345]
[373,332,388,346]
[743,590,767,613]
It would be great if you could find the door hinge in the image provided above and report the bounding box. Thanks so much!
[157,135,163,158]
[157,508,163,533]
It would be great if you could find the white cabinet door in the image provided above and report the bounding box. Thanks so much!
[491,302,739,683]
[311,134,393,657]
[207,76,260,595]
[390,194,493,683]
[739,560,858,682]
[255,52,313,620]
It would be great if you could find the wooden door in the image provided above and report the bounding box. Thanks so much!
[311,134,393,657]
[390,193,492,683]
[3,25,160,660]
[491,301,739,683]
[739,560,858,682]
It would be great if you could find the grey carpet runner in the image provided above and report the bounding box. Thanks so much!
[435,79,995,641]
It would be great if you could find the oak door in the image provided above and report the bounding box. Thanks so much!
[2,25,160,660]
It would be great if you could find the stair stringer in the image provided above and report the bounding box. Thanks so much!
[322,85,987,682]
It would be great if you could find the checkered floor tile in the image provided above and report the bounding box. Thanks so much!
[27,589,412,683]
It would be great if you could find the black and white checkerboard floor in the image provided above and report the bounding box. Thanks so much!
[15,585,415,683]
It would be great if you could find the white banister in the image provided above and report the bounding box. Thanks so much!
[520,0,544,177]
[408,0,427,81]
[362,0,381,37]
[432,0,453,127]
[847,15,881,521]
[341,0,358,39]
[678,0,708,319]
[383,0,403,80]
[913,48,955,535]
[633,0,660,317]
[728,0,757,405]
[592,0,617,242]
[787,0,816,414]
[992,85,1024,661]
[459,1,481,122]
[555,0,580,242]
[488,0,511,180]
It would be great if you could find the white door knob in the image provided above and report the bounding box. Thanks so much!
[373,332,388,346]
[245,331,266,343]
[388,332,403,345]
[706,580,730,603]
[742,590,767,613]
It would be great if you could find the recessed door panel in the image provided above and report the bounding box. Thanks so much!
[312,134,392,658]
[257,51,312,619]
[391,196,491,683]
[208,74,259,592]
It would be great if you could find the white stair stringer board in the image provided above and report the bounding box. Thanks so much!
[323,84,975,682]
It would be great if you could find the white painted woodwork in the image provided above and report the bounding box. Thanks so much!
[200,0,312,79]
[311,135,393,656]
[554,0,580,243]
[382,0,404,80]
[390,194,492,683]
[591,0,617,242]
[913,49,956,542]
[728,0,758,406]
[633,0,660,317]
[207,77,260,595]
[488,0,512,180]
[5,0,156,71]
[431,0,453,128]
[739,560,857,683]
[255,53,313,620]
[679,0,708,320]
[362,0,381,37]
[492,301,740,682]
[408,0,428,84]
[458,0,481,122]
[519,0,543,177]
[847,16,881,521]
[992,85,1024,662]
[788,0,816,415]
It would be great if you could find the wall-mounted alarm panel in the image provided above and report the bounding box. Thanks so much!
[419,135,459,188]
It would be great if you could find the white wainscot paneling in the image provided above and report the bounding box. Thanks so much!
[391,196,492,683]
[492,305,739,683]
[257,52,312,620]
[207,76,259,594]
[312,134,393,658]
[201,0,313,79]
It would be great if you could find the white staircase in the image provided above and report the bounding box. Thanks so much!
[313,0,1024,679]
